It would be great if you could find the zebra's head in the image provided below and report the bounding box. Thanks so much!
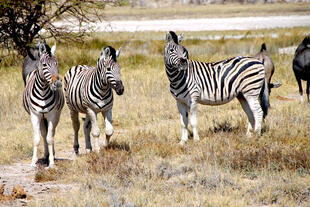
[164,31,189,71]
[38,40,62,91]
[97,46,124,95]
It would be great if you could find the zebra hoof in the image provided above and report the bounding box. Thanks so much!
[179,140,186,146]
[94,147,100,153]
[193,136,200,141]
[46,164,57,170]
[103,137,110,148]
[74,148,79,155]
[105,129,113,137]
[30,163,37,170]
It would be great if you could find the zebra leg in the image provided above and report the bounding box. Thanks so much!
[189,102,199,141]
[102,109,113,148]
[83,115,92,153]
[296,75,303,102]
[246,97,263,136]
[40,119,49,164]
[237,95,255,136]
[30,112,41,168]
[87,109,100,153]
[307,80,310,103]
[46,113,60,168]
[70,111,80,154]
[177,101,189,145]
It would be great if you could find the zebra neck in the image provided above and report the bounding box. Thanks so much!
[91,68,109,92]
[35,70,50,90]
[165,62,187,86]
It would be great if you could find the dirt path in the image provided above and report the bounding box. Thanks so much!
[0,151,77,206]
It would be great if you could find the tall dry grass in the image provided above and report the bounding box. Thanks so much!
[1,27,310,206]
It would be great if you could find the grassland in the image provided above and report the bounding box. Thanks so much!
[1,25,310,206]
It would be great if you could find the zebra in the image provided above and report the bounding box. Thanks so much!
[23,39,64,168]
[164,31,269,145]
[64,46,124,154]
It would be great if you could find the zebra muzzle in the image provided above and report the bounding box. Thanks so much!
[50,75,62,91]
[179,58,188,71]
[115,80,124,95]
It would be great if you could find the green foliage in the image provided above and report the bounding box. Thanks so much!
[0,0,121,57]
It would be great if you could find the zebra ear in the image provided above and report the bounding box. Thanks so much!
[116,47,121,59]
[178,33,184,43]
[104,47,111,57]
[166,33,173,43]
[38,42,46,57]
[51,42,56,56]
[99,48,107,61]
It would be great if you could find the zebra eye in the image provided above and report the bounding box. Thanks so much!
[169,49,174,52]
[107,67,111,71]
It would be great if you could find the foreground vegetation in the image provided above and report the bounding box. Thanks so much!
[0,27,310,206]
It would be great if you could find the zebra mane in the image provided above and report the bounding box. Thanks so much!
[169,31,179,44]
[302,36,310,47]
[26,42,51,60]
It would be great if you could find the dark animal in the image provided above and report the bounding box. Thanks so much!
[22,39,52,86]
[254,43,281,95]
[293,36,310,102]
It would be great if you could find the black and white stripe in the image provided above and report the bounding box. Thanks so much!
[23,41,64,168]
[23,53,64,114]
[164,31,269,145]
[64,46,124,154]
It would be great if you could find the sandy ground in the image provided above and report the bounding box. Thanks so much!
[0,150,77,206]
[54,15,310,32]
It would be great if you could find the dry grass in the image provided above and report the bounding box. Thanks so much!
[1,27,310,206]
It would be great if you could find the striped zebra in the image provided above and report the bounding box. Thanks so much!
[23,40,64,168]
[64,46,124,154]
[164,31,269,145]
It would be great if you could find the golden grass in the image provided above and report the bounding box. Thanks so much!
[1,27,310,206]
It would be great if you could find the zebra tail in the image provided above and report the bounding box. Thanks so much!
[260,78,269,119]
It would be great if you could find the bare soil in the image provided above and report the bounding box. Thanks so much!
[0,151,77,206]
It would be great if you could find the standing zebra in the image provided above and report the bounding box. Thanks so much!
[23,40,64,168]
[64,46,124,154]
[164,31,269,145]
